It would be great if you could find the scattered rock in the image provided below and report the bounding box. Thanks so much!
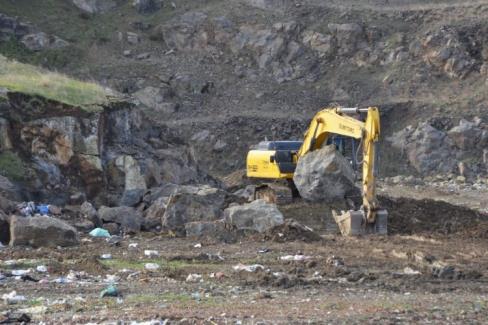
[21,32,68,51]
[9,216,79,247]
[266,219,321,242]
[293,145,356,202]
[447,119,483,150]
[224,199,284,233]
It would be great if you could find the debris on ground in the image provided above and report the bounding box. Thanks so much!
[144,263,160,271]
[280,254,313,261]
[186,273,203,283]
[89,228,111,238]
[266,219,322,242]
[233,264,265,272]
[2,291,26,304]
[144,250,159,257]
[100,285,119,298]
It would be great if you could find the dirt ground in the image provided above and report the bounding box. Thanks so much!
[2,192,488,324]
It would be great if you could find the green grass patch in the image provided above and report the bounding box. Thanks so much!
[100,258,220,272]
[0,151,26,181]
[0,55,110,108]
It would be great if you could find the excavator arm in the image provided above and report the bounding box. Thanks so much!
[296,107,382,224]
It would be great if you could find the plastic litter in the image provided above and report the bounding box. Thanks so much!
[36,265,48,273]
[37,204,50,215]
[107,235,122,246]
[403,267,422,275]
[11,269,31,276]
[89,228,111,238]
[144,250,159,257]
[186,273,203,283]
[100,254,112,260]
[100,285,118,298]
[128,243,138,248]
[194,243,202,248]
[2,290,27,304]
[232,264,264,272]
[280,255,312,261]
[144,263,160,271]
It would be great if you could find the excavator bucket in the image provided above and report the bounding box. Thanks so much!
[332,209,388,236]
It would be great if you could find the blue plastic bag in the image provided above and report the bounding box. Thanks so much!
[89,228,111,238]
[36,205,50,215]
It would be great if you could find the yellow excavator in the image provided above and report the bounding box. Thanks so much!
[246,106,388,236]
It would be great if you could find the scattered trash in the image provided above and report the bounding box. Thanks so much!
[19,305,48,315]
[37,204,50,215]
[258,248,270,254]
[326,255,345,267]
[145,263,160,271]
[0,312,31,323]
[209,272,226,280]
[20,274,39,282]
[403,267,422,275]
[11,269,31,276]
[18,201,36,217]
[100,285,119,298]
[2,290,27,304]
[232,264,265,272]
[89,228,111,238]
[186,273,203,283]
[36,265,48,273]
[52,277,72,284]
[194,243,202,248]
[107,235,123,246]
[129,243,138,249]
[144,250,159,257]
[100,254,112,260]
[105,274,120,283]
[280,255,312,261]
[191,292,201,301]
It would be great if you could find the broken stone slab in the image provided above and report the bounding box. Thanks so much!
[224,199,284,233]
[293,145,356,202]
[9,216,79,247]
[98,206,143,233]
[142,196,167,231]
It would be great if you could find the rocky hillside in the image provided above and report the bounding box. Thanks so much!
[2,0,488,193]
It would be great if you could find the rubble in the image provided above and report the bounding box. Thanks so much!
[98,206,143,233]
[293,145,356,202]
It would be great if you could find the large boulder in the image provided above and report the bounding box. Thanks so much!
[162,185,227,235]
[9,216,79,247]
[143,196,167,230]
[98,206,143,233]
[72,0,116,14]
[224,199,284,233]
[293,145,356,202]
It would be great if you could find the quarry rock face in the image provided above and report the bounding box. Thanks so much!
[293,145,356,203]
[9,216,79,247]
[224,199,284,233]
